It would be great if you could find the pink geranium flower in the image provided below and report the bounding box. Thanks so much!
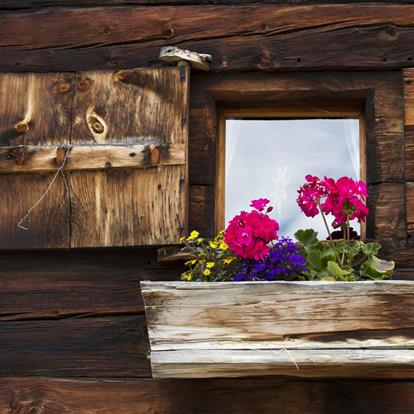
[322,176,368,225]
[250,198,270,212]
[296,175,369,227]
[224,204,279,260]
[296,175,327,217]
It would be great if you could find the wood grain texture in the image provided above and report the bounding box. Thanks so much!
[3,0,414,8]
[142,280,414,378]
[1,5,414,72]
[0,73,73,248]
[404,69,414,186]
[68,66,189,247]
[0,143,185,173]
[0,248,181,320]
[2,377,414,414]
[0,315,150,377]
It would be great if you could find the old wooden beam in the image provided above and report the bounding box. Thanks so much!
[141,280,414,379]
[0,143,185,173]
[1,5,414,72]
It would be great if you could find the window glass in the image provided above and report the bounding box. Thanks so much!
[225,118,360,238]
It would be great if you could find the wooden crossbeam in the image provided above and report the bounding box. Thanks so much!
[0,143,185,173]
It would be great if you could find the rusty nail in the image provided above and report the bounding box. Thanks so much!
[150,145,161,166]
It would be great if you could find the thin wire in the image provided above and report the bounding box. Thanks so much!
[17,145,72,231]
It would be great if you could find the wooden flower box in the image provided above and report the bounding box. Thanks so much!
[141,280,414,379]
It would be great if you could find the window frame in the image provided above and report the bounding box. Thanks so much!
[216,105,367,238]
[189,71,406,252]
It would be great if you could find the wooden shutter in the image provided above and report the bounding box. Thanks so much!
[0,66,189,248]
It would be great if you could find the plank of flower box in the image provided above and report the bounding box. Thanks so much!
[150,349,414,379]
[141,280,414,378]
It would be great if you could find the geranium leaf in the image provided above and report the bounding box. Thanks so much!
[370,255,395,273]
[327,261,351,278]
[294,229,319,248]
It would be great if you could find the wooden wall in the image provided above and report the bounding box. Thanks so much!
[2,1,414,413]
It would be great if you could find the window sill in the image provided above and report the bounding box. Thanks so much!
[141,280,414,379]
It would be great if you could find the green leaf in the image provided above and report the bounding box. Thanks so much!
[359,256,394,280]
[361,242,381,257]
[371,255,395,273]
[294,229,319,248]
[307,250,323,271]
[321,276,336,281]
[327,261,352,279]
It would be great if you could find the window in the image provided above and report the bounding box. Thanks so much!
[217,107,365,239]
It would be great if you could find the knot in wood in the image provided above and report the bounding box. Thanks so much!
[57,82,71,93]
[163,27,175,39]
[259,52,273,69]
[14,122,29,134]
[77,78,91,92]
[92,121,105,134]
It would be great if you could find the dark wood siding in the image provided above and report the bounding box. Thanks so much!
[1,1,414,412]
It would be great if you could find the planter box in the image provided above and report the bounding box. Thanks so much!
[141,280,414,379]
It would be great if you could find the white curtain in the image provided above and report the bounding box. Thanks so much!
[343,119,360,179]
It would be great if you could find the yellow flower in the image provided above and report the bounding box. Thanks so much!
[181,271,192,281]
[223,257,234,265]
[209,241,218,249]
[185,259,197,266]
[187,230,199,241]
[206,262,215,269]
[180,236,186,243]
[203,269,211,277]
[219,241,228,251]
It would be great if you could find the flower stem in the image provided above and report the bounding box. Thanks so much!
[318,200,333,242]
[317,201,341,264]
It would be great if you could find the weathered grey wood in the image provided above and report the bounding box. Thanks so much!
[151,349,414,379]
[141,281,414,378]
[159,47,211,71]
[0,143,185,173]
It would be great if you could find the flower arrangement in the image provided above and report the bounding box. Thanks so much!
[181,175,394,282]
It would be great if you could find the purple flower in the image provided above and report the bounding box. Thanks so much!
[232,237,307,282]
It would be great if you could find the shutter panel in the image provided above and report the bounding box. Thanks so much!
[0,73,73,248]
[0,66,188,248]
[69,67,188,247]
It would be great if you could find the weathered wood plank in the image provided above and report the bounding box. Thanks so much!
[0,73,73,248]
[407,182,414,233]
[403,69,414,188]
[0,248,182,320]
[142,281,414,378]
[69,66,189,247]
[2,5,414,72]
[3,0,414,8]
[151,349,414,379]
[0,143,185,173]
[2,377,414,414]
[0,315,150,377]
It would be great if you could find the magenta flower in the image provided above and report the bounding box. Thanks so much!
[224,204,279,260]
[250,198,270,212]
[296,175,327,217]
[297,175,369,227]
[322,176,368,225]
